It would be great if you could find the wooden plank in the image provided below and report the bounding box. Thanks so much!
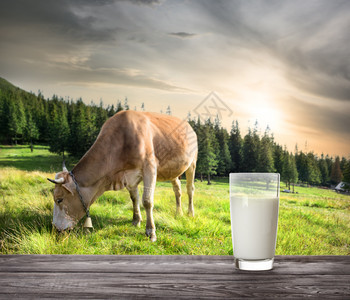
[0,273,349,298]
[0,255,349,275]
[0,255,349,299]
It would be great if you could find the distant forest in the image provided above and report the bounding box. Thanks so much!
[1,77,349,187]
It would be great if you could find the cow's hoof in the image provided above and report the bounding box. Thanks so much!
[145,229,157,242]
[132,219,142,227]
[188,210,195,217]
[145,228,153,236]
[150,234,157,242]
[176,208,183,216]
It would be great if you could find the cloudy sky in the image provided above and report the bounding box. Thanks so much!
[0,0,349,156]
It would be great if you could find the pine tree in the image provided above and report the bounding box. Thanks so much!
[48,100,70,159]
[107,104,115,117]
[116,101,123,113]
[85,105,98,149]
[0,95,10,143]
[37,93,49,144]
[24,111,39,152]
[290,154,299,192]
[318,154,329,186]
[273,144,284,175]
[166,105,172,115]
[342,160,350,187]
[281,149,290,188]
[214,121,231,176]
[95,100,108,136]
[325,155,333,182]
[340,157,347,173]
[281,150,298,191]
[229,120,243,173]
[124,97,130,110]
[242,128,255,172]
[193,118,203,181]
[68,99,89,157]
[305,152,321,185]
[330,156,343,184]
[242,125,260,172]
[8,96,26,145]
[195,119,205,182]
[196,120,218,184]
[257,127,275,172]
[296,151,307,183]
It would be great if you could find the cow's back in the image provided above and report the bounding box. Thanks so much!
[102,111,197,181]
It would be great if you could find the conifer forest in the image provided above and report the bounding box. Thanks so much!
[1,77,349,187]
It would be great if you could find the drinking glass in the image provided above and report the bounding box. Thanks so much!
[230,173,280,271]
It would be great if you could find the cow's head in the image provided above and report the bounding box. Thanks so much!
[47,166,86,231]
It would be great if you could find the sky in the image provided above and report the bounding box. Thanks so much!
[0,0,349,157]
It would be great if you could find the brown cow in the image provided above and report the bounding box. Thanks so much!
[48,110,197,242]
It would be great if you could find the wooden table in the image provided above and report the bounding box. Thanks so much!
[0,255,349,298]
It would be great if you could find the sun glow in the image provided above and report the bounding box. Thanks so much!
[242,91,282,131]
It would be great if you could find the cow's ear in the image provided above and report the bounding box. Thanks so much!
[62,183,74,195]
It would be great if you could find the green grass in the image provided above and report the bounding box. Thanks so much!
[0,145,349,255]
[0,145,75,172]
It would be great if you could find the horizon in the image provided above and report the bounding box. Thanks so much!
[0,0,349,157]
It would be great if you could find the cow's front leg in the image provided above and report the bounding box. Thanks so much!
[128,186,142,227]
[142,159,157,242]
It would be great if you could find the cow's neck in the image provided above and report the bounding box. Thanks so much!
[71,141,123,200]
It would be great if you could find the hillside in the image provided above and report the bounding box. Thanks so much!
[0,77,37,102]
[0,77,20,93]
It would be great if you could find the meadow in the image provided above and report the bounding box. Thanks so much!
[0,145,349,255]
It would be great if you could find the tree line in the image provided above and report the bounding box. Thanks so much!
[189,117,349,188]
[0,78,125,156]
[1,77,349,188]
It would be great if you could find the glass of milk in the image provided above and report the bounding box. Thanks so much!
[230,173,280,271]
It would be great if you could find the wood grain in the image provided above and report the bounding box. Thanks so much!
[0,255,349,299]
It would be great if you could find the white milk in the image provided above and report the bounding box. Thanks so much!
[230,197,279,260]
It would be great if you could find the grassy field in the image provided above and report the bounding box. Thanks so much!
[0,145,349,255]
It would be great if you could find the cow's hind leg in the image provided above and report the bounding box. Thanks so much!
[185,160,196,217]
[171,177,183,216]
[142,158,157,242]
[127,186,142,227]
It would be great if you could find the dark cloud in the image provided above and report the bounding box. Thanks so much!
[58,67,190,92]
[193,0,350,102]
[169,32,197,39]
[0,0,162,77]
[283,97,350,137]
[0,0,349,105]
[0,0,118,44]
[0,0,348,155]
[118,0,160,5]
[287,71,350,102]
[272,1,350,102]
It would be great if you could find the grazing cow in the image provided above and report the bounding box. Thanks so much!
[47,110,197,242]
